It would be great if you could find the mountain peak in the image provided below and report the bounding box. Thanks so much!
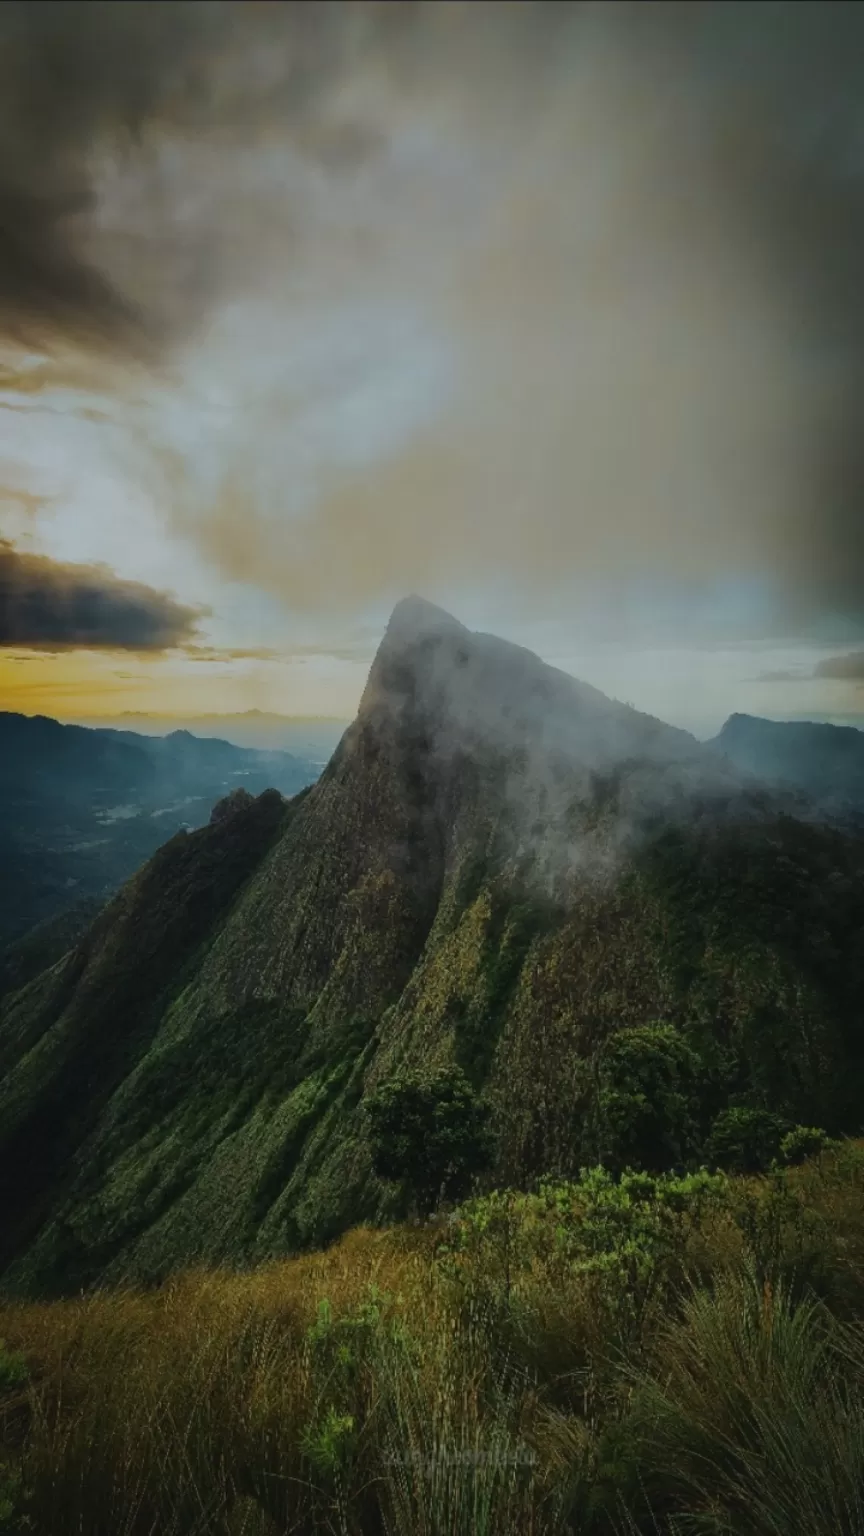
[385,594,467,643]
[711,711,864,821]
[359,596,698,783]
[5,604,864,1294]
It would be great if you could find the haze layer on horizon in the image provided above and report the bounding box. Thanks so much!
[2,1,864,739]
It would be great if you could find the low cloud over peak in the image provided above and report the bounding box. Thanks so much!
[0,540,204,652]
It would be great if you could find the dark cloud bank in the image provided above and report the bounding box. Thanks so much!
[760,652,864,685]
[0,0,429,358]
[0,541,202,651]
[815,653,864,683]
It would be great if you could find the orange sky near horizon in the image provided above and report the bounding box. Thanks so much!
[0,645,372,721]
[3,630,864,745]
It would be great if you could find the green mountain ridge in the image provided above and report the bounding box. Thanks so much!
[2,597,864,1298]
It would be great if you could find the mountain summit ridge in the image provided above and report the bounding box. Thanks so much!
[357,598,705,820]
[713,711,864,814]
[2,602,864,1296]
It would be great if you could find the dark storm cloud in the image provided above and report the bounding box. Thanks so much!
[0,1,633,361]
[688,2,864,630]
[814,653,864,682]
[0,540,204,650]
[0,1,211,356]
[0,0,426,356]
[558,1,864,634]
[758,653,864,684]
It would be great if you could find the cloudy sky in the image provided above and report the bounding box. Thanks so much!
[2,0,864,740]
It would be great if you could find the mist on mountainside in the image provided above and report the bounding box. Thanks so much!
[1,600,862,1300]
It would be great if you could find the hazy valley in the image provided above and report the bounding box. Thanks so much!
[0,712,319,954]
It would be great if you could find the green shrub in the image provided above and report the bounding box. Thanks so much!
[0,1465,26,1536]
[593,1024,702,1173]
[706,1106,788,1174]
[299,1406,356,1478]
[0,1344,26,1398]
[442,1167,730,1351]
[780,1124,831,1166]
[367,1065,493,1217]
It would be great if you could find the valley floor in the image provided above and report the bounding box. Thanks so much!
[2,1147,864,1534]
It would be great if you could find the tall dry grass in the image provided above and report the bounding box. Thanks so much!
[1,1148,864,1534]
[628,1266,864,1534]
[0,1227,564,1535]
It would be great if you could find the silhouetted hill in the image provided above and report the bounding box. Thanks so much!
[712,713,864,817]
[2,600,864,1297]
[0,712,319,945]
[75,712,351,758]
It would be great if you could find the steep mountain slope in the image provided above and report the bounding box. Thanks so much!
[0,711,318,945]
[713,712,864,816]
[2,598,864,1298]
[0,898,104,1002]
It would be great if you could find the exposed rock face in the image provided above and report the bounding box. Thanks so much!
[2,599,864,1297]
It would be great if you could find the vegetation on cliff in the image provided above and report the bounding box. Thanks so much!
[1,601,864,1296]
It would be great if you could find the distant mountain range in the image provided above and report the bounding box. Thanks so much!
[2,599,864,1298]
[711,712,864,816]
[0,712,320,948]
[67,712,351,758]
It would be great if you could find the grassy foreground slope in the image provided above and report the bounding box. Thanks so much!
[2,598,864,1295]
[1,1148,864,1534]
